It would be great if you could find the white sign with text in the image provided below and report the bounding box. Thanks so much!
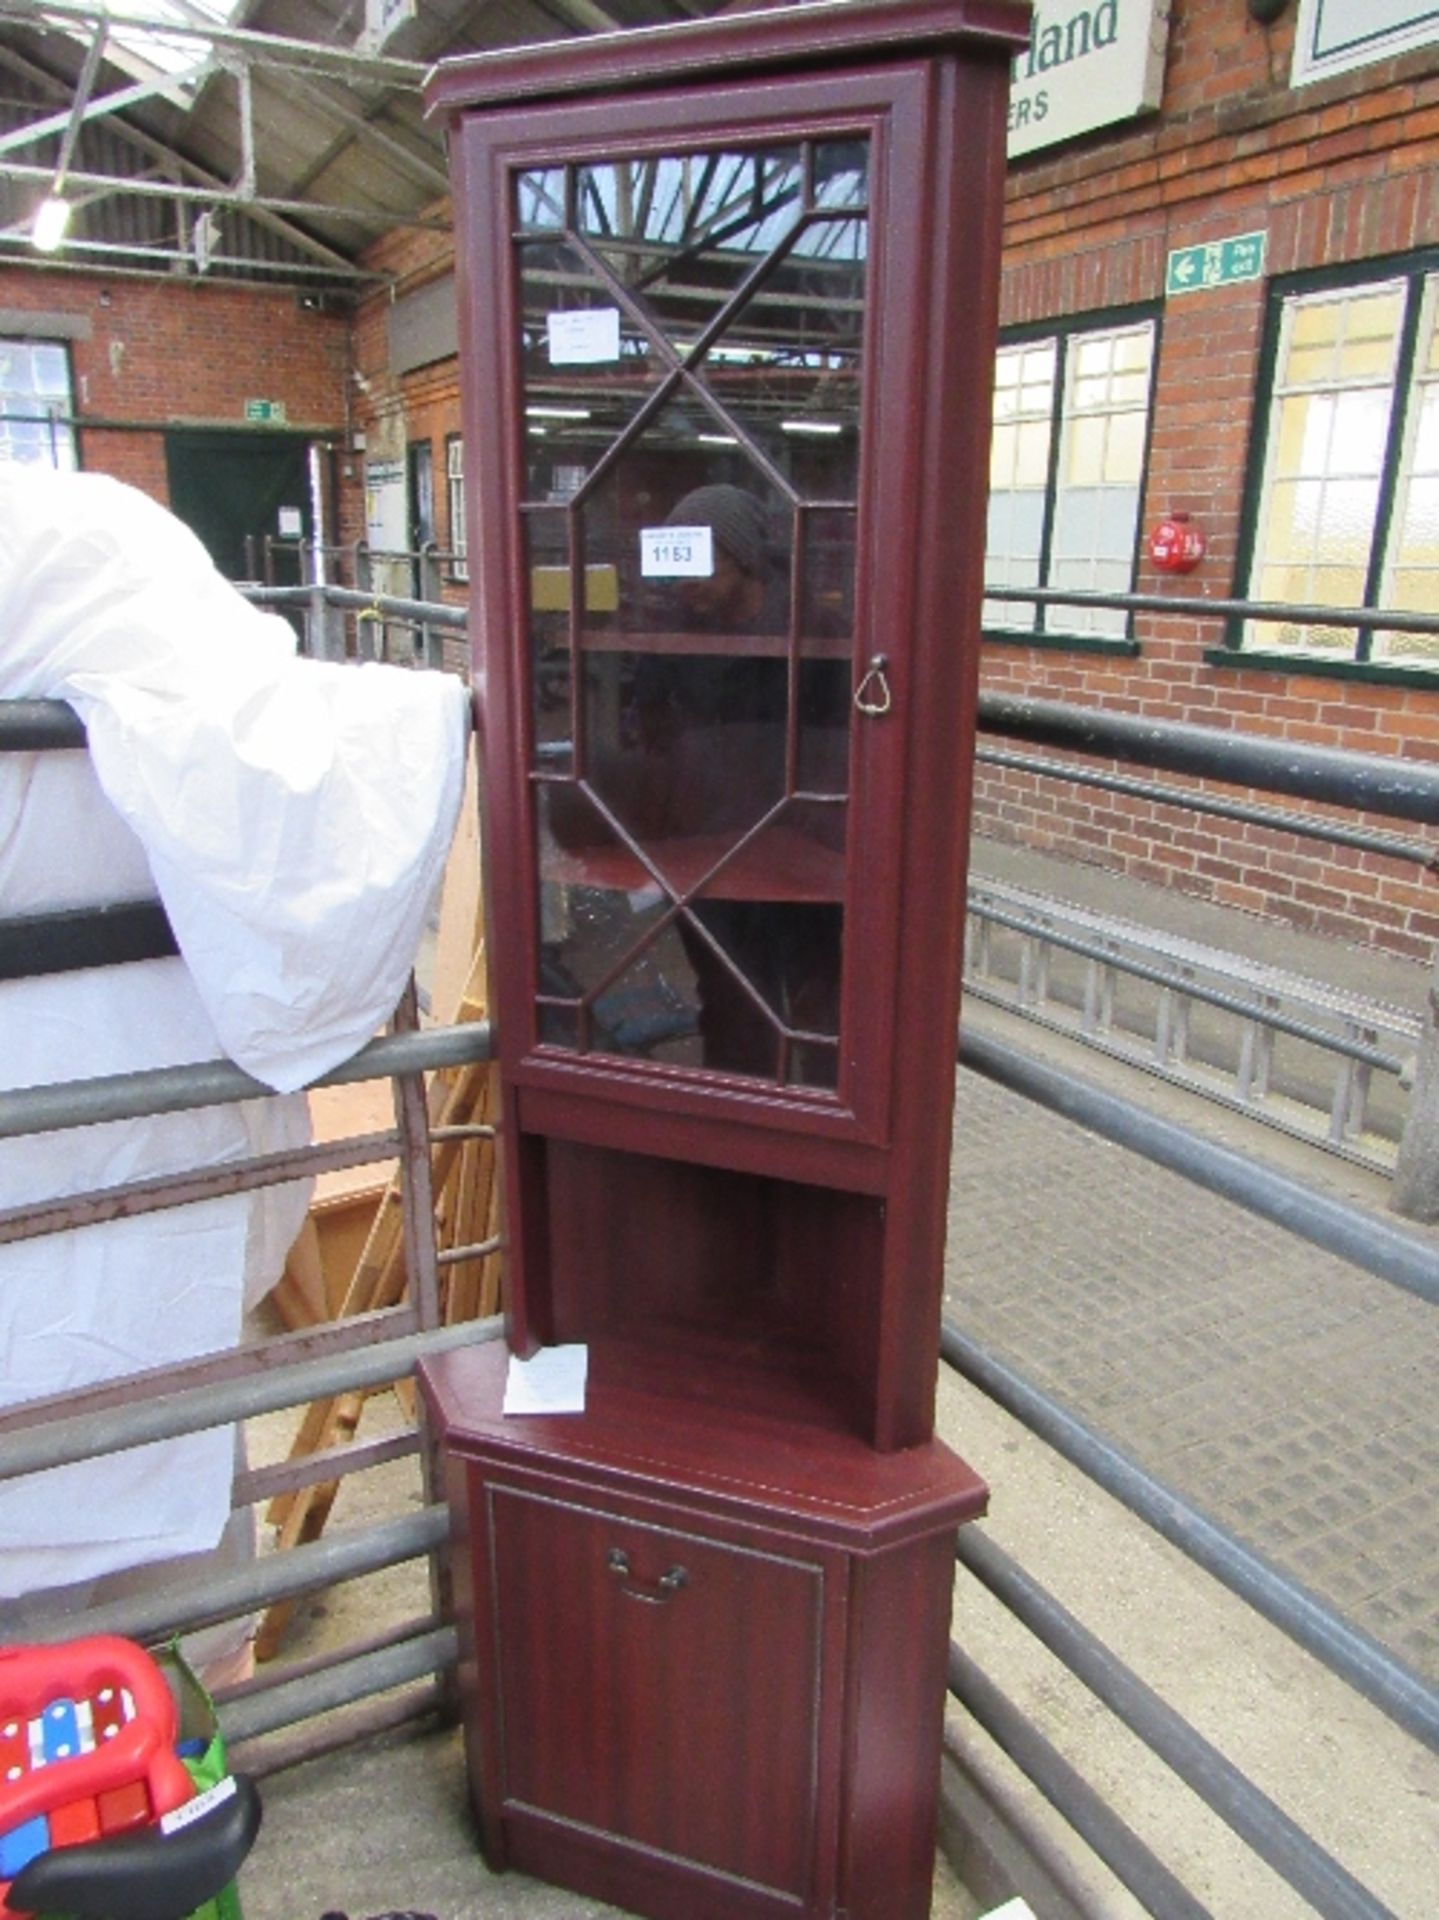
[547,307,621,365]
[1007,0,1171,159]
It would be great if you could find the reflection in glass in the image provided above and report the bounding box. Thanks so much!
[788,1040,839,1091]
[523,509,574,772]
[517,235,660,506]
[516,137,869,1090]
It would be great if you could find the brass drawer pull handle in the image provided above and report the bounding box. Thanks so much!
[854,653,892,716]
[606,1547,690,1604]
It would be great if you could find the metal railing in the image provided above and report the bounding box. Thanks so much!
[4,578,1436,1916]
[242,538,468,669]
[0,999,495,1769]
[0,671,491,1771]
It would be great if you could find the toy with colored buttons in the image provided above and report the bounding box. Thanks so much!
[0,1637,193,1917]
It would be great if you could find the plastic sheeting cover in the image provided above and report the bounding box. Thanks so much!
[0,470,469,1598]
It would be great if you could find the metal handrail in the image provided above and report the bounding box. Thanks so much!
[952,1531,1399,1920]
[982,579,1439,637]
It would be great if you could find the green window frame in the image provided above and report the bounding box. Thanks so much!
[0,336,77,469]
[1225,251,1439,677]
[983,306,1158,654]
[446,432,468,583]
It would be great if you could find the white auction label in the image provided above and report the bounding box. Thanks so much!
[160,1775,238,1835]
[639,525,714,578]
[547,307,620,365]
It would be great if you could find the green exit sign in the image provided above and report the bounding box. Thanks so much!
[1166,231,1267,298]
[245,398,288,424]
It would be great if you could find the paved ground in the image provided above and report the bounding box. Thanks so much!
[954,838,1439,1684]
[944,1022,1439,1681]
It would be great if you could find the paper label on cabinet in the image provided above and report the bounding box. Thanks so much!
[639,525,714,578]
[547,307,620,364]
[503,1343,589,1415]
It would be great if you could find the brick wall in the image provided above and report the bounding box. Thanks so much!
[1,268,349,508]
[979,0,1439,963]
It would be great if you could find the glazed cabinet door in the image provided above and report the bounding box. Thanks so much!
[461,66,935,1146]
[486,1483,830,1909]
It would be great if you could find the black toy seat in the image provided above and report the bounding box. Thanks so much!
[8,1773,261,1920]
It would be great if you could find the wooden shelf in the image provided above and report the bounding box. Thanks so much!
[573,626,853,659]
[546,825,846,903]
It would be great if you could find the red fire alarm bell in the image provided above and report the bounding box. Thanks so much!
[1149,513,1206,574]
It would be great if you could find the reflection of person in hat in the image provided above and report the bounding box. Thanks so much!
[662,483,784,637]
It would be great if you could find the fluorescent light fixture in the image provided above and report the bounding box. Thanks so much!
[527,425,549,436]
[698,433,739,446]
[781,419,843,436]
[32,195,71,254]
[526,404,592,419]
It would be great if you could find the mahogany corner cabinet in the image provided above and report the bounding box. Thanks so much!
[418,4,1028,1915]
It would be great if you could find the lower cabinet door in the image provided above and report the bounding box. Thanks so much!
[489,1483,826,1902]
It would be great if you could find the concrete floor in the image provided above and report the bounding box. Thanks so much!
[242,1723,982,1920]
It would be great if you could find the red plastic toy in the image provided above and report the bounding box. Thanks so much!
[0,1636,195,1916]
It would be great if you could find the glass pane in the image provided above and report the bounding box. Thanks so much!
[1020,343,1057,407]
[535,782,698,1061]
[1394,473,1439,559]
[517,235,660,506]
[813,139,868,211]
[523,510,575,773]
[674,901,781,1078]
[1289,299,1342,351]
[1331,388,1394,474]
[684,813,844,1078]
[1318,477,1381,562]
[580,410,796,642]
[1339,292,1403,378]
[32,345,69,396]
[788,1041,838,1090]
[1066,415,1106,486]
[516,168,566,231]
[1103,410,1145,485]
[1273,393,1324,479]
[801,506,856,647]
[514,143,868,1088]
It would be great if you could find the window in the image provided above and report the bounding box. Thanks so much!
[446,433,468,582]
[1240,260,1439,667]
[0,337,76,468]
[984,313,1156,642]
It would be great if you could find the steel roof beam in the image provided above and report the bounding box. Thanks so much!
[0,227,380,278]
[0,153,449,231]
[0,0,428,84]
[0,62,213,156]
[254,65,449,199]
[44,11,101,179]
